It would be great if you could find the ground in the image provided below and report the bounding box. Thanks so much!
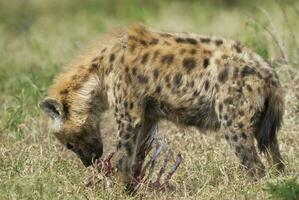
[0,0,298,199]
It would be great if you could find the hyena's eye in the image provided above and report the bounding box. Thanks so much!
[66,142,75,150]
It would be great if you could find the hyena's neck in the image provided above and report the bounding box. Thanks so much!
[48,45,114,124]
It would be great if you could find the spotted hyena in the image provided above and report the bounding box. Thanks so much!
[40,24,285,189]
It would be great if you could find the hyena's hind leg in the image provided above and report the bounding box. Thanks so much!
[265,137,285,173]
[254,91,285,173]
[217,100,266,178]
[254,130,285,173]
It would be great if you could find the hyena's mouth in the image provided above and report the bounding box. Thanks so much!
[79,148,103,167]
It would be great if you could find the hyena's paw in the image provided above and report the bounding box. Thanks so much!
[246,163,266,180]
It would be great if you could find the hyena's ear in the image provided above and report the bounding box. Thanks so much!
[39,98,64,119]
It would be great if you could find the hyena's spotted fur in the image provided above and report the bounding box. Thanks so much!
[40,24,284,188]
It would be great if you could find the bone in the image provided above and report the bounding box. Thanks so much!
[87,124,183,194]
[164,154,183,183]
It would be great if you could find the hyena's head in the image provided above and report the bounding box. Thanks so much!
[40,97,103,167]
[39,70,108,167]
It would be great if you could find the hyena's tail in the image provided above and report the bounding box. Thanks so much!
[258,86,284,152]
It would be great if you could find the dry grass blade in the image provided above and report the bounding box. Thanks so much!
[256,6,289,64]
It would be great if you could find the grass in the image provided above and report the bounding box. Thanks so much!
[0,0,298,199]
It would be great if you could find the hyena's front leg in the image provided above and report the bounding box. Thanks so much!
[113,98,156,191]
[113,104,143,186]
[131,117,158,178]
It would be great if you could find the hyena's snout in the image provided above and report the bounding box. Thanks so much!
[69,137,103,167]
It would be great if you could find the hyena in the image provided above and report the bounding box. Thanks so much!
[40,24,285,190]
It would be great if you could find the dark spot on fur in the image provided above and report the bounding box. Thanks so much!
[246,85,253,92]
[241,66,256,77]
[225,135,229,141]
[193,90,199,97]
[161,54,174,65]
[176,37,198,45]
[227,120,232,126]
[186,38,198,45]
[124,101,128,109]
[165,74,170,83]
[124,142,133,156]
[200,38,211,43]
[233,42,242,53]
[241,155,248,165]
[117,142,122,150]
[130,43,136,52]
[224,97,233,105]
[219,103,223,113]
[137,74,148,84]
[141,53,149,65]
[153,69,159,79]
[60,89,69,95]
[139,39,147,46]
[204,80,210,91]
[182,57,196,72]
[218,67,229,82]
[236,146,241,153]
[91,57,99,62]
[203,50,212,56]
[60,101,70,120]
[232,135,238,142]
[132,67,137,76]
[152,50,160,61]
[190,49,196,54]
[215,39,223,46]
[109,54,115,63]
[149,38,159,45]
[215,83,219,92]
[101,48,107,53]
[174,73,182,87]
[180,48,186,54]
[190,80,194,88]
[155,85,162,94]
[164,41,171,45]
[203,58,210,68]
[121,55,125,64]
[126,124,133,132]
[241,132,247,140]
[175,37,185,43]
[233,67,239,79]
[129,102,134,109]
[239,110,244,116]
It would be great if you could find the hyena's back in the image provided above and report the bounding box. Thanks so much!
[113,25,283,134]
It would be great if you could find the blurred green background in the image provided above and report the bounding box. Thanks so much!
[0,0,298,199]
[0,0,298,136]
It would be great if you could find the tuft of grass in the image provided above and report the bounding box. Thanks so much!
[265,178,299,200]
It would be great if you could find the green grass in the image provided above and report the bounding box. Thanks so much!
[0,0,299,199]
[265,178,299,200]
